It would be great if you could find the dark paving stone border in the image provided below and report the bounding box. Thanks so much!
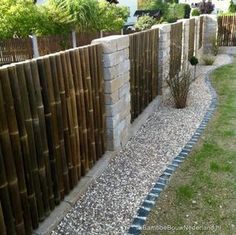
[127,64,228,235]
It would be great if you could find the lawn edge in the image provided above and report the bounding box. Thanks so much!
[127,59,233,235]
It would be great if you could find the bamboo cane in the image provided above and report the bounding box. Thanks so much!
[37,58,60,204]
[8,65,34,234]
[65,51,81,179]
[23,62,51,216]
[60,52,78,187]
[80,47,96,168]
[96,45,106,154]
[88,46,100,160]
[7,64,39,229]
[55,54,74,189]
[0,201,6,235]
[0,71,25,234]
[49,55,70,194]
[69,49,87,177]
[43,56,65,200]
[30,60,55,210]
[15,62,45,221]
[0,143,15,235]
[74,49,89,175]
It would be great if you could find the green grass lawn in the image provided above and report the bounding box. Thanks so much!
[142,62,236,235]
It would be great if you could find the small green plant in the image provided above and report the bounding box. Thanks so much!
[166,67,192,109]
[202,54,215,65]
[191,8,201,16]
[189,56,199,80]
[135,15,157,31]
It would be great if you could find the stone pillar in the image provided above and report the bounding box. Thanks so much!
[194,16,201,57]
[178,19,190,68]
[92,35,131,151]
[202,15,217,54]
[152,24,171,94]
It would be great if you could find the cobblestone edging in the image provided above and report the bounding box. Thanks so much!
[127,62,230,235]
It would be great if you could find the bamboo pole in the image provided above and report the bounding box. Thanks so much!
[0,72,25,234]
[7,65,39,229]
[74,49,89,175]
[65,51,81,179]
[8,65,34,234]
[30,60,55,210]
[37,58,60,204]
[88,46,101,160]
[96,45,106,154]
[60,52,78,187]
[0,143,15,235]
[69,49,87,176]
[43,56,65,200]
[49,55,70,194]
[23,62,51,216]
[0,201,6,235]
[15,62,45,221]
[55,54,74,188]
[79,47,96,168]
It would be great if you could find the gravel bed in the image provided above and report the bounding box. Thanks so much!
[52,55,231,235]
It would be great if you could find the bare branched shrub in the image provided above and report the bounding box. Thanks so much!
[202,54,215,65]
[166,67,192,109]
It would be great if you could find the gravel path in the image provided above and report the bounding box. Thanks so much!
[52,54,232,235]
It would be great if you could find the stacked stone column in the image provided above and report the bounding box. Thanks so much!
[178,19,190,69]
[152,24,171,94]
[202,15,217,54]
[92,35,131,151]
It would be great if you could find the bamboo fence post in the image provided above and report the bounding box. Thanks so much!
[15,62,45,221]
[74,49,89,175]
[60,52,78,187]
[0,143,15,235]
[0,73,25,234]
[55,54,74,187]
[0,201,6,235]
[30,60,55,210]
[49,55,70,194]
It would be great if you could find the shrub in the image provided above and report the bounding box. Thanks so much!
[135,15,157,31]
[166,67,192,109]
[198,0,214,14]
[167,3,191,21]
[229,0,236,13]
[191,8,201,16]
[202,54,215,65]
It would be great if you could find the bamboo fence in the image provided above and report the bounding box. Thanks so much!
[218,15,236,46]
[0,31,122,66]
[170,22,183,80]
[189,18,195,59]
[0,44,105,234]
[129,28,159,122]
[0,38,33,66]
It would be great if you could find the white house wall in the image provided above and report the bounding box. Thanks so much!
[118,0,138,24]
